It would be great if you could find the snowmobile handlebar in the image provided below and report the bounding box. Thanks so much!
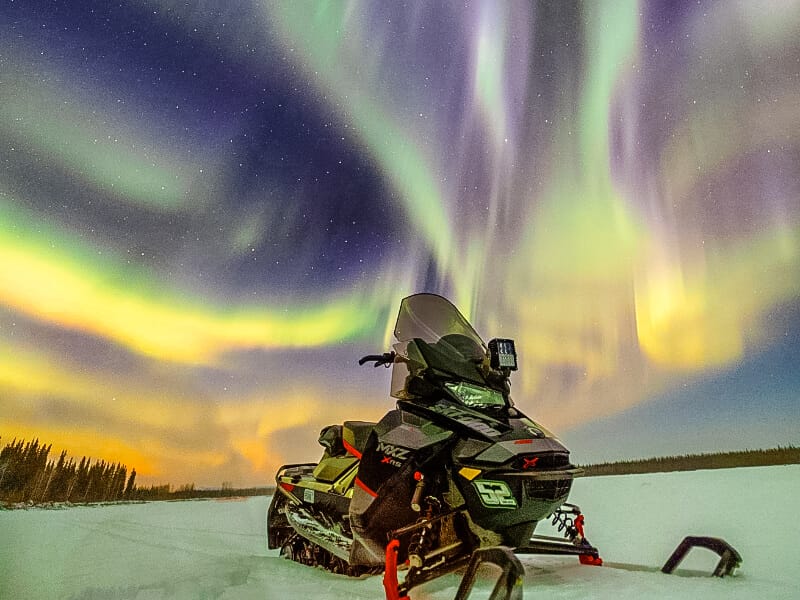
[358,351,396,367]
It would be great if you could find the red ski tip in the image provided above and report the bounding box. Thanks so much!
[579,554,603,566]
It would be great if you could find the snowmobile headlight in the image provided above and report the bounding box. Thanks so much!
[445,382,505,408]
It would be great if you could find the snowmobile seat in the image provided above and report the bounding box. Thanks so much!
[318,424,346,457]
[342,420,376,457]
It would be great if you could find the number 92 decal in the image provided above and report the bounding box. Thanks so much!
[472,480,517,508]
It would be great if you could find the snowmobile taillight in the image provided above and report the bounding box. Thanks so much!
[278,482,296,493]
[514,438,533,444]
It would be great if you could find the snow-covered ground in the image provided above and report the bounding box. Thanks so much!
[1,465,798,599]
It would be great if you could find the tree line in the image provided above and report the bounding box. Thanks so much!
[581,446,800,477]
[0,437,135,505]
[0,436,273,507]
[134,482,275,501]
[7,434,796,505]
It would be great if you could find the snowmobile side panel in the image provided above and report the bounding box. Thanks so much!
[312,456,358,483]
[347,411,459,565]
[379,422,453,449]
[453,438,493,460]
[343,421,377,456]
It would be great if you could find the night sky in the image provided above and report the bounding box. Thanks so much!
[1,1,798,487]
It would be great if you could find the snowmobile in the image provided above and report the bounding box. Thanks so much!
[267,293,605,597]
[268,293,744,599]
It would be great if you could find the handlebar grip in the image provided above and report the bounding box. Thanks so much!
[410,476,425,512]
[358,354,384,366]
[358,352,396,367]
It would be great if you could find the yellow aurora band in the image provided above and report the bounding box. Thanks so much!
[0,202,388,364]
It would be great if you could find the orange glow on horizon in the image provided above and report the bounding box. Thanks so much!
[0,422,158,477]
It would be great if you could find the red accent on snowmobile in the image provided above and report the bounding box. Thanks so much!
[355,476,377,498]
[579,553,603,566]
[574,514,585,538]
[574,514,602,565]
[343,438,363,459]
[383,539,410,600]
[278,482,295,493]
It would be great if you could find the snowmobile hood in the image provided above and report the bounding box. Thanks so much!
[397,398,511,441]
[469,437,570,464]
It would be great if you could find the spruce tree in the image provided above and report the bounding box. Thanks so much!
[124,468,137,499]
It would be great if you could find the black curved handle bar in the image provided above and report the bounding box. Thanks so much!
[358,351,396,367]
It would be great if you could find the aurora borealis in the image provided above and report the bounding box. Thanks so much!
[1,1,798,487]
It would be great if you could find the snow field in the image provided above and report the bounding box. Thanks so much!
[1,465,798,599]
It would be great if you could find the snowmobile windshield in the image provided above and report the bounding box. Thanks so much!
[394,294,485,349]
[391,294,491,395]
